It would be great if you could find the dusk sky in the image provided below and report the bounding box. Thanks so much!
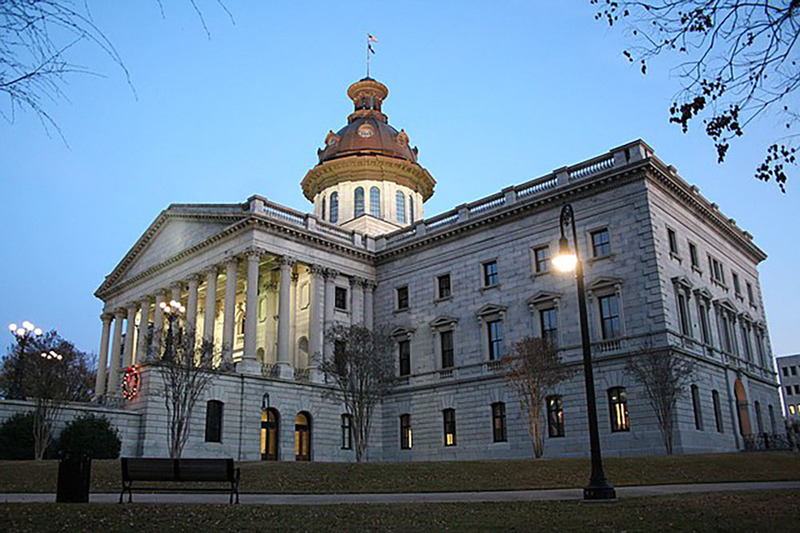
[1,1,798,359]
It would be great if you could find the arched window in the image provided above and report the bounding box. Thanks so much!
[321,196,326,221]
[295,412,312,461]
[396,191,406,223]
[205,400,224,443]
[329,192,339,223]
[261,408,279,460]
[370,186,381,218]
[354,187,365,217]
[409,196,415,224]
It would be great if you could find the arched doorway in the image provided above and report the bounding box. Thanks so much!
[733,379,752,437]
[261,408,279,461]
[295,412,312,461]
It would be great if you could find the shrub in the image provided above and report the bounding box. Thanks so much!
[0,412,35,460]
[58,414,121,459]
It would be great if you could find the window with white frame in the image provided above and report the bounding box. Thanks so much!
[591,228,611,257]
[487,319,504,360]
[396,285,409,311]
[398,338,411,377]
[483,260,499,287]
[599,294,621,340]
[667,227,679,256]
[689,241,699,269]
[540,307,558,347]
[437,274,451,299]
[533,246,550,274]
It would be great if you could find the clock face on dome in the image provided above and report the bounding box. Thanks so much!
[358,124,375,138]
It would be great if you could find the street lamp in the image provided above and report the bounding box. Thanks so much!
[553,204,616,501]
[160,300,185,360]
[7,321,44,399]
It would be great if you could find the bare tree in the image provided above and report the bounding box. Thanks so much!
[592,0,800,191]
[318,324,395,462]
[155,336,218,459]
[625,345,695,454]
[502,337,574,458]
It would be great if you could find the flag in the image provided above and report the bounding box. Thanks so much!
[368,34,379,43]
[368,43,375,54]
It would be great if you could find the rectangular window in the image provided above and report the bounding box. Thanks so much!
[667,228,678,255]
[398,339,410,377]
[443,409,457,446]
[437,274,451,299]
[440,330,454,369]
[341,414,352,450]
[491,402,507,442]
[721,313,732,353]
[795,385,799,395]
[396,286,409,310]
[733,273,741,297]
[746,282,755,305]
[784,367,790,377]
[793,367,798,376]
[547,395,565,437]
[787,386,793,396]
[599,294,621,340]
[540,308,558,347]
[709,256,725,284]
[689,242,699,269]
[741,324,752,361]
[608,387,630,432]
[334,340,347,374]
[677,293,691,336]
[483,260,499,287]
[698,301,711,344]
[712,390,724,433]
[487,319,504,360]
[400,414,412,450]
[204,400,223,443]
[534,246,550,273]
[591,228,611,257]
[691,385,703,431]
[334,286,347,310]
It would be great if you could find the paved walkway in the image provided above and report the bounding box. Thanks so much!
[1,481,798,505]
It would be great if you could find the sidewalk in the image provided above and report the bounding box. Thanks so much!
[1,481,798,505]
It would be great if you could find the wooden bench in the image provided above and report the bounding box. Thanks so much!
[120,458,240,504]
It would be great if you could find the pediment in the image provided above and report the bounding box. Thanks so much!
[476,304,507,318]
[714,297,737,312]
[588,277,623,291]
[693,287,713,300]
[671,275,693,290]
[429,315,458,329]
[527,291,561,307]
[391,326,415,338]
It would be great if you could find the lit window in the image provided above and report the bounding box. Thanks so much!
[483,260,498,287]
[437,274,451,299]
[487,319,504,360]
[790,405,796,415]
[689,242,699,269]
[667,228,678,255]
[691,385,703,431]
[370,186,381,218]
[712,390,723,433]
[329,192,339,223]
[341,414,352,450]
[334,287,347,310]
[534,246,550,273]
[547,395,565,437]
[354,187,365,217]
[599,294,621,339]
[440,330,454,369]
[492,402,507,442]
[400,414,412,449]
[398,339,410,377]
[591,229,610,257]
[396,286,409,310]
[540,308,558,347]
[396,191,406,223]
[608,387,630,432]
[443,409,456,446]
[205,400,224,443]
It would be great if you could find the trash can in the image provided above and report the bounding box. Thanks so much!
[56,452,92,503]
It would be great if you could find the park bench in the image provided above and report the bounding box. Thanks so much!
[120,458,240,504]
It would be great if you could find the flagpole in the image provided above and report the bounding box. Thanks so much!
[366,34,370,78]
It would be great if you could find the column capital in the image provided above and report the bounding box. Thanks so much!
[170,281,184,291]
[309,264,326,276]
[351,276,369,288]
[100,312,114,322]
[126,302,138,314]
[204,265,220,277]
[115,308,127,318]
[278,255,297,268]
[363,279,377,291]
[139,296,152,307]
[225,256,240,267]
[324,268,339,279]
[291,273,300,283]
[245,246,264,260]
[186,273,202,285]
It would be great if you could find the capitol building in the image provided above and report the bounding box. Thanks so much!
[89,77,781,461]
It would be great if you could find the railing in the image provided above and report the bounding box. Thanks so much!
[425,212,460,232]
[294,367,310,381]
[261,363,279,378]
[439,369,454,379]
[569,155,615,180]
[470,194,505,215]
[262,201,305,226]
[517,175,558,198]
[593,339,623,353]
[315,220,353,241]
[485,360,505,372]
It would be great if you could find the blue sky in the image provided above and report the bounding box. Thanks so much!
[1,1,797,358]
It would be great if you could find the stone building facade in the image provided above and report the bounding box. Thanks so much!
[777,354,800,422]
[90,77,781,461]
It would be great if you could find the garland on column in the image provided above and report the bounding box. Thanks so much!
[121,366,141,400]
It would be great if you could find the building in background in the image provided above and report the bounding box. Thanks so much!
[777,354,800,422]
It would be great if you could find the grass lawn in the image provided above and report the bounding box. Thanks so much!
[0,451,798,494]
[1,491,798,532]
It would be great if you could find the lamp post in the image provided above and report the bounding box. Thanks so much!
[7,321,44,400]
[160,300,185,360]
[553,204,616,501]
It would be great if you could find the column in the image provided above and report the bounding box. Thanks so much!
[170,282,182,304]
[136,297,151,364]
[94,313,113,399]
[323,269,339,361]
[122,304,137,369]
[186,274,200,345]
[203,267,218,346]
[276,256,296,379]
[261,280,279,364]
[363,280,375,329]
[308,265,326,382]
[290,272,299,366]
[221,257,239,365]
[239,249,262,374]
[153,291,166,359]
[107,309,126,395]
[351,277,365,325]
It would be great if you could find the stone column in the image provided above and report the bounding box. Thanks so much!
[308,265,326,382]
[185,274,200,344]
[240,249,262,374]
[262,281,279,364]
[363,280,375,329]
[276,256,296,379]
[136,297,151,364]
[107,309,126,395]
[222,257,239,365]
[290,272,299,366]
[323,269,339,362]
[153,291,166,359]
[170,282,182,305]
[94,313,113,399]
[203,267,218,346]
[351,277,365,325]
[122,304,137,369]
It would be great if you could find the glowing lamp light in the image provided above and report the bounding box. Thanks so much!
[9,323,17,332]
[552,237,578,272]
[34,328,42,336]
[16,327,26,336]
